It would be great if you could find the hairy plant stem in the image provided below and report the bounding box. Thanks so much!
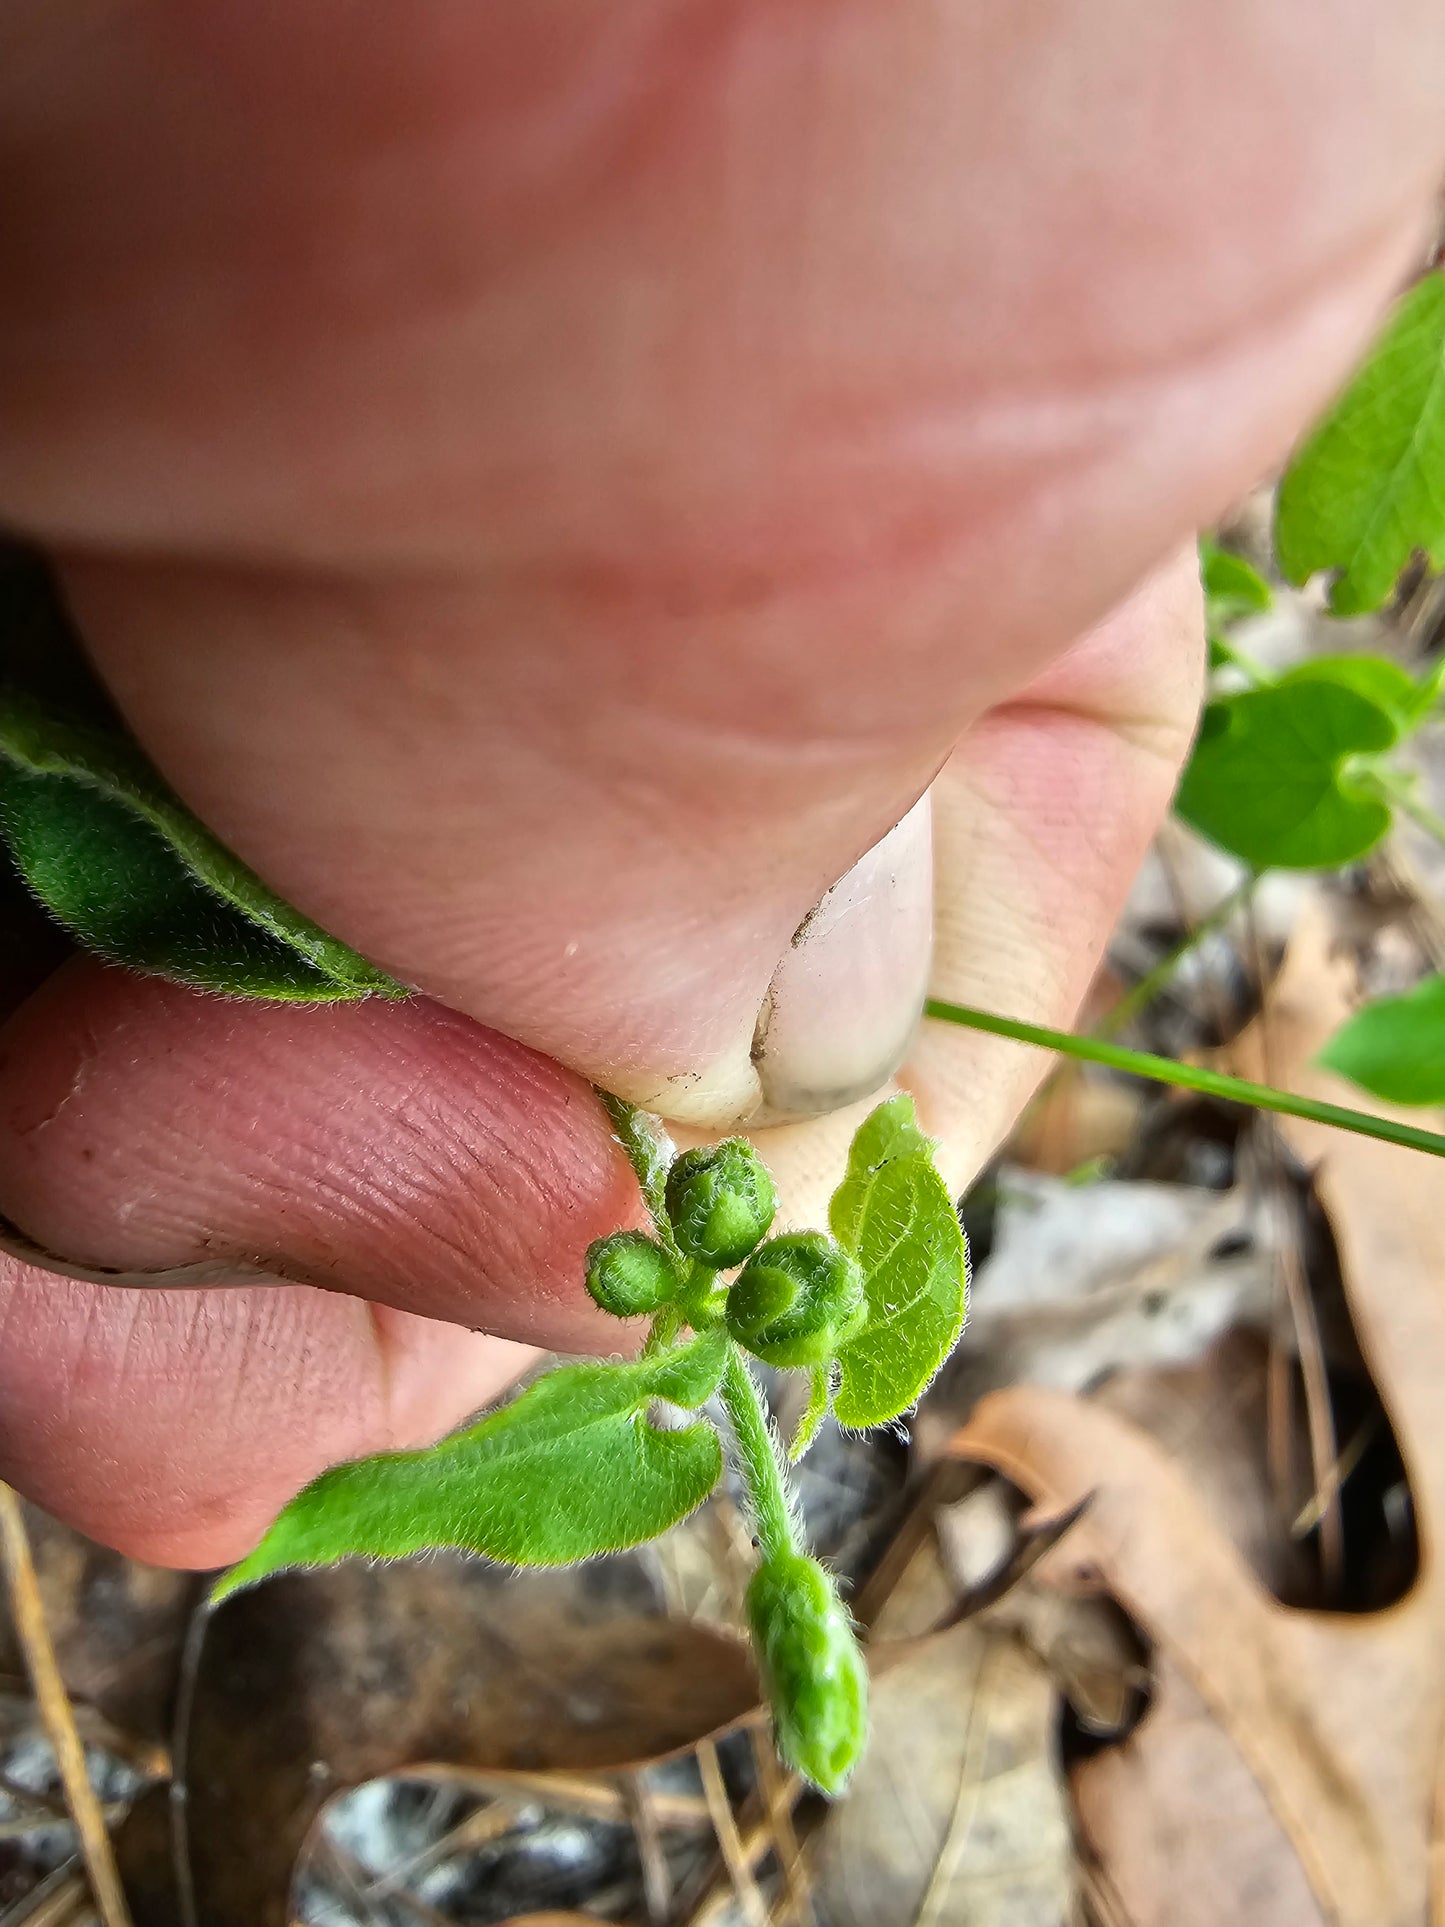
[719,1347,798,1566]
[643,1303,683,1356]
[924,997,1445,1160]
[597,1090,683,1260]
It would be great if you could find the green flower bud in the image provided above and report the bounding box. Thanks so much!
[584,1231,681,1319]
[664,1140,777,1269]
[747,1552,868,1795]
[726,1233,866,1368]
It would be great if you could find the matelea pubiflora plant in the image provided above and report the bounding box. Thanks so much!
[218,1099,969,1794]
[0,679,970,1795]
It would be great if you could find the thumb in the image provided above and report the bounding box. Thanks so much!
[7,0,1445,1123]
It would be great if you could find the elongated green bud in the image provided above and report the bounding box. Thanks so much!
[664,1139,777,1269]
[746,1552,867,1795]
[727,1232,866,1368]
[584,1231,681,1319]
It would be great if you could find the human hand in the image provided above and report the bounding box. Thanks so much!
[1,2,1441,1564]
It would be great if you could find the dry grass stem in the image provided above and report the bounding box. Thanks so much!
[748,1728,811,1927]
[693,1740,769,1927]
[625,1772,674,1926]
[0,1488,133,1927]
[407,1764,709,1829]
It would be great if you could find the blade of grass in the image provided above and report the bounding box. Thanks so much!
[924,998,1445,1160]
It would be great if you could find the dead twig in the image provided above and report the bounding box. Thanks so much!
[400,1763,710,1829]
[366,1797,517,1902]
[911,1638,1003,1927]
[1238,902,1346,1595]
[694,1740,769,1927]
[927,1494,1093,1637]
[675,1760,806,1927]
[748,1727,811,1927]
[626,1771,674,1927]
[0,1859,88,1927]
[0,1488,133,1927]
[168,1596,210,1927]
[849,1462,974,1632]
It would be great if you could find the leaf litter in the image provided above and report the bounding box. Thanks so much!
[950,900,1445,1926]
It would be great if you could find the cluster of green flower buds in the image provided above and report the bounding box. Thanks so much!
[725,1232,866,1367]
[746,1551,868,1795]
[585,1137,779,1322]
[584,1139,869,1372]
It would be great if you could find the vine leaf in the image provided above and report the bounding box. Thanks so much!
[828,1095,969,1429]
[1318,975,1445,1106]
[1281,655,1429,732]
[1201,537,1273,627]
[0,689,404,1001]
[1202,537,1274,670]
[215,1328,732,1599]
[1173,671,1398,870]
[1276,270,1445,615]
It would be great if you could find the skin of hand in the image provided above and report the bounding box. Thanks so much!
[0,2,1442,1567]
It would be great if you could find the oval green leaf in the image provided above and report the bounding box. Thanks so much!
[0,691,404,1001]
[1173,674,1397,870]
[1317,976,1445,1107]
[214,1328,732,1599]
[1276,271,1445,616]
[828,1095,969,1429]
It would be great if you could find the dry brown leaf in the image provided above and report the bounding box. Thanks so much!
[914,1171,1274,1463]
[813,1530,1073,1927]
[1074,1661,1324,1926]
[114,1554,759,1927]
[1093,1328,1311,1602]
[950,903,1445,1927]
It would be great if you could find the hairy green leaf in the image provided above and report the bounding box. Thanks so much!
[844,1091,933,1169]
[1173,672,1398,870]
[1276,271,1445,615]
[828,1096,969,1429]
[0,691,403,1001]
[216,1328,732,1599]
[1317,976,1445,1106]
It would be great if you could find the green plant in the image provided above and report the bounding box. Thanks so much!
[1275,270,1445,617]
[0,687,404,1001]
[3,266,1445,1794]
[213,1097,966,1796]
[1171,266,1445,1105]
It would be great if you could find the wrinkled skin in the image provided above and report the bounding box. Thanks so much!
[0,3,1442,1564]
